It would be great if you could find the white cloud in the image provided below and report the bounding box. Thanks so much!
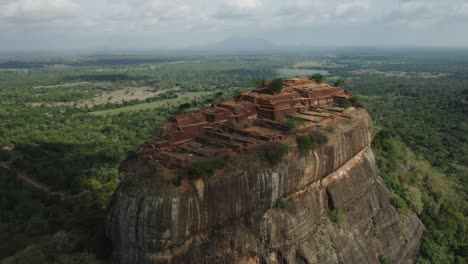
[334,0,369,17]
[0,0,79,22]
[212,0,262,20]
[227,0,261,10]
[459,2,468,16]
[397,0,429,16]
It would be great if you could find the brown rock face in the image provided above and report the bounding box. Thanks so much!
[106,109,424,264]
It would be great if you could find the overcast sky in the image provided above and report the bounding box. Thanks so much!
[1,0,468,51]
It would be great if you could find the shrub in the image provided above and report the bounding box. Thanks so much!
[328,209,348,227]
[390,193,408,213]
[178,103,191,111]
[265,78,283,94]
[252,78,267,87]
[187,155,230,180]
[334,78,347,87]
[283,116,307,130]
[371,224,382,238]
[296,133,328,154]
[314,133,328,145]
[349,95,364,107]
[379,255,390,264]
[405,186,424,214]
[276,198,290,210]
[335,98,353,108]
[310,73,324,83]
[255,142,289,165]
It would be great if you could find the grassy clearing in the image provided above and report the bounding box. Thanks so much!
[277,68,329,78]
[350,69,448,78]
[89,91,209,115]
[32,82,95,89]
[30,86,181,107]
[293,60,346,69]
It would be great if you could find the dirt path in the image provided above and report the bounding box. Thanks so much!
[16,171,52,193]
[16,170,89,200]
[1,153,88,200]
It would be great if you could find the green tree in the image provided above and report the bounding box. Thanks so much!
[265,78,283,94]
[177,103,191,111]
[310,73,324,84]
[255,142,289,165]
[252,78,267,87]
[334,78,347,87]
[405,186,423,214]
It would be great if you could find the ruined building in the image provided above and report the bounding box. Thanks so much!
[138,77,352,168]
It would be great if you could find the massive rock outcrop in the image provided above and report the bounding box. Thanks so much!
[106,107,424,264]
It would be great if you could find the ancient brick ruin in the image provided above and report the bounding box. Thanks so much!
[138,77,353,168]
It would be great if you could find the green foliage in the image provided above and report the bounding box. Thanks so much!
[390,193,408,213]
[255,142,289,165]
[371,224,382,238]
[349,95,364,107]
[276,198,290,210]
[265,78,283,94]
[0,168,111,261]
[327,209,348,227]
[283,116,307,130]
[335,98,353,108]
[187,155,230,180]
[310,73,325,83]
[379,255,390,264]
[405,186,424,214]
[296,133,328,154]
[334,78,347,87]
[373,133,467,263]
[252,78,267,87]
[177,102,191,111]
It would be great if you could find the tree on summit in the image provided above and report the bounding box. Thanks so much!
[252,78,267,88]
[310,73,324,84]
[265,78,283,94]
[334,78,348,88]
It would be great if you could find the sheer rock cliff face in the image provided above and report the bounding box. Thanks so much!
[106,109,424,264]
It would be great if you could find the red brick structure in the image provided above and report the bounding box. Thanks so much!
[139,77,352,168]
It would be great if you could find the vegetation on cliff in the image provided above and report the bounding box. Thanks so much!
[187,155,230,180]
[254,142,289,165]
[296,133,328,154]
[373,133,467,263]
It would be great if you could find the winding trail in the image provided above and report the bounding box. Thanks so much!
[1,152,89,200]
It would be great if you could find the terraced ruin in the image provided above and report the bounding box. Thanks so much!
[138,77,354,168]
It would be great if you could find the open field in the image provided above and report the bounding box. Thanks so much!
[293,60,346,69]
[350,69,448,78]
[277,68,329,77]
[32,81,97,89]
[90,91,210,115]
[29,86,181,107]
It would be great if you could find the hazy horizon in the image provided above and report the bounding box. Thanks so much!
[1,0,468,52]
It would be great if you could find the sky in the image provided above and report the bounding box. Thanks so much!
[1,0,468,51]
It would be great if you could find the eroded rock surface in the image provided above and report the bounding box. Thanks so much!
[106,110,424,264]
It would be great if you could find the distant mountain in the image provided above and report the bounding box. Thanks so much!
[195,37,280,51]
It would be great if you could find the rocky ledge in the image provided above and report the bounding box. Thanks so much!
[106,108,424,264]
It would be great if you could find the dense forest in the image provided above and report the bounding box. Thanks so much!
[0,51,466,263]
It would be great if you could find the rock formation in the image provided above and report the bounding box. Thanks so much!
[106,78,424,264]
